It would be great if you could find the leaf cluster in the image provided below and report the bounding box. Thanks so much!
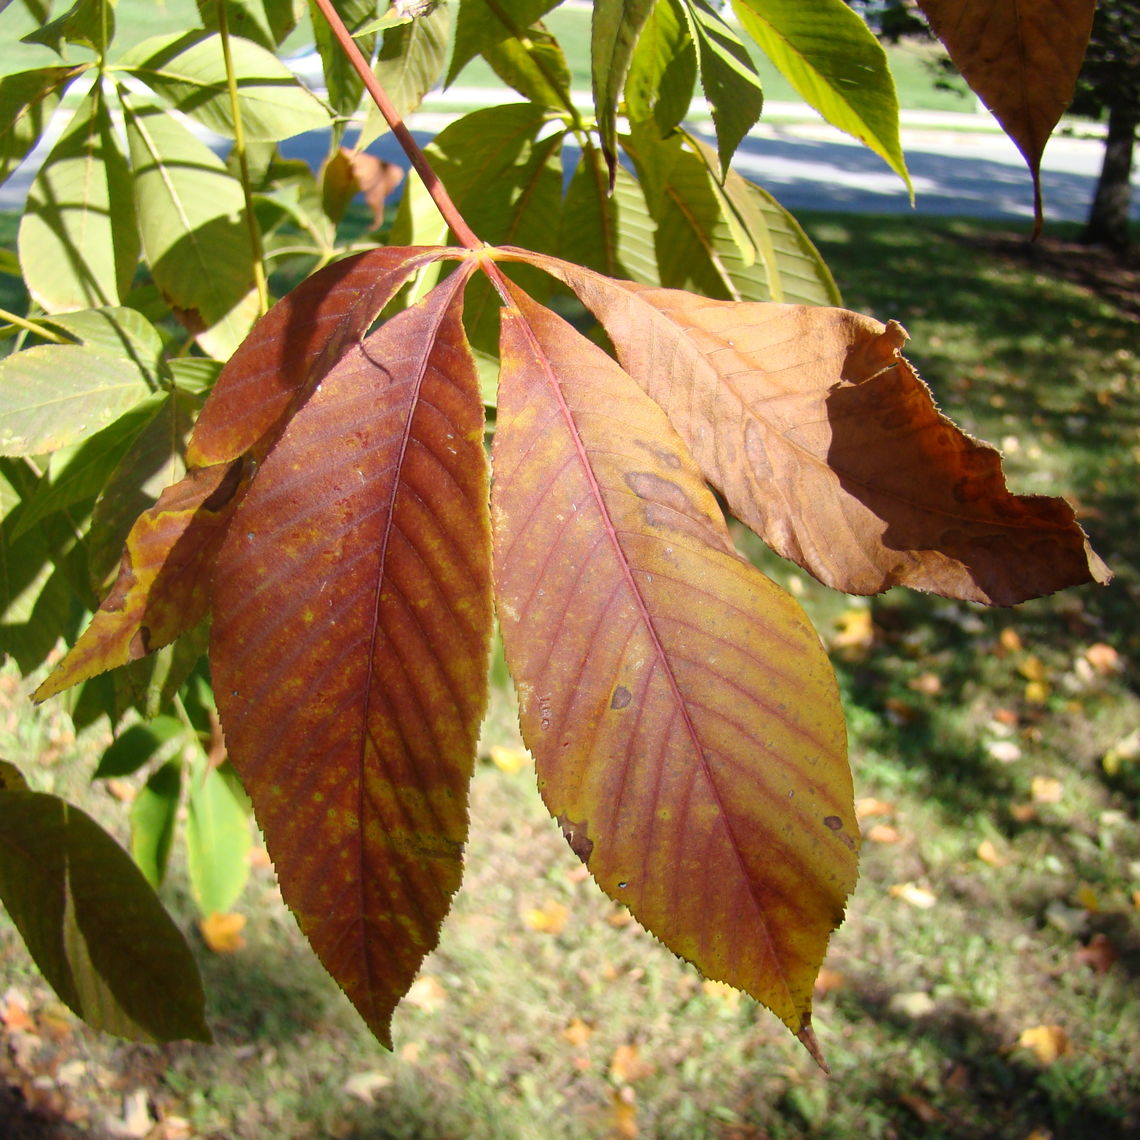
[0,0,1107,1067]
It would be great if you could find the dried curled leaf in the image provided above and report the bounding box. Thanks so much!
[501,251,1109,605]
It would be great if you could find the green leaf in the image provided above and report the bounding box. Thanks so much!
[681,0,763,175]
[625,0,697,137]
[131,760,183,889]
[481,21,573,111]
[23,0,112,55]
[357,2,451,150]
[1,66,83,185]
[0,464,76,673]
[94,715,188,779]
[12,396,163,538]
[17,86,139,311]
[197,0,304,52]
[446,0,560,87]
[684,131,841,304]
[186,759,251,916]
[123,97,258,359]
[560,148,660,284]
[0,789,211,1042]
[119,30,330,142]
[623,125,838,304]
[0,345,153,457]
[310,0,376,121]
[591,0,656,183]
[730,0,911,195]
[44,306,166,381]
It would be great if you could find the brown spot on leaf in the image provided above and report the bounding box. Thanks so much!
[610,685,632,710]
[823,816,843,831]
[557,814,594,866]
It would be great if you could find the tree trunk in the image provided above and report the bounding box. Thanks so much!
[1082,101,1137,250]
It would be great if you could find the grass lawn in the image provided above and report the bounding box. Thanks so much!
[2,207,1139,1138]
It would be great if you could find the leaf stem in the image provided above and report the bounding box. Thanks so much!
[310,0,482,251]
[0,308,67,343]
[217,0,270,315]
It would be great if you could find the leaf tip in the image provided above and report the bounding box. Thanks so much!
[796,1014,830,1074]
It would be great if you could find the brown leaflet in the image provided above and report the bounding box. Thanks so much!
[491,287,855,1067]
[916,0,1096,231]
[33,460,248,702]
[210,264,493,1047]
[188,245,457,468]
[499,251,1110,605]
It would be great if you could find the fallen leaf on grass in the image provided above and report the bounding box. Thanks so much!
[831,607,875,657]
[608,1086,638,1139]
[889,882,938,909]
[488,744,531,773]
[609,1043,654,1084]
[855,797,894,820]
[1084,643,1121,674]
[986,740,1022,764]
[404,975,448,1013]
[1,991,34,1032]
[1031,776,1063,804]
[867,824,900,844]
[522,900,569,935]
[199,912,246,953]
[999,627,1023,653]
[1017,1024,1071,1065]
[977,839,1009,867]
[907,672,942,695]
[1024,680,1050,704]
[889,991,936,1018]
[562,1017,593,1048]
[813,967,846,996]
[1074,933,1118,975]
[343,1071,392,1104]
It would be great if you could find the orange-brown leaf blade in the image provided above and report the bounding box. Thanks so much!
[210,267,492,1046]
[188,245,454,468]
[33,460,248,702]
[502,252,1109,605]
[916,0,1096,231]
[492,289,856,1058]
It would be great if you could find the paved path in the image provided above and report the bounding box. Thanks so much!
[2,93,1132,226]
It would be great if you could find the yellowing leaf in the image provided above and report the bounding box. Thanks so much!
[1075,885,1100,913]
[608,1086,639,1139]
[492,288,855,1069]
[523,900,570,935]
[609,1042,654,1084]
[976,839,1008,868]
[999,627,1023,653]
[889,882,938,910]
[1017,1024,1072,1065]
[198,912,246,954]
